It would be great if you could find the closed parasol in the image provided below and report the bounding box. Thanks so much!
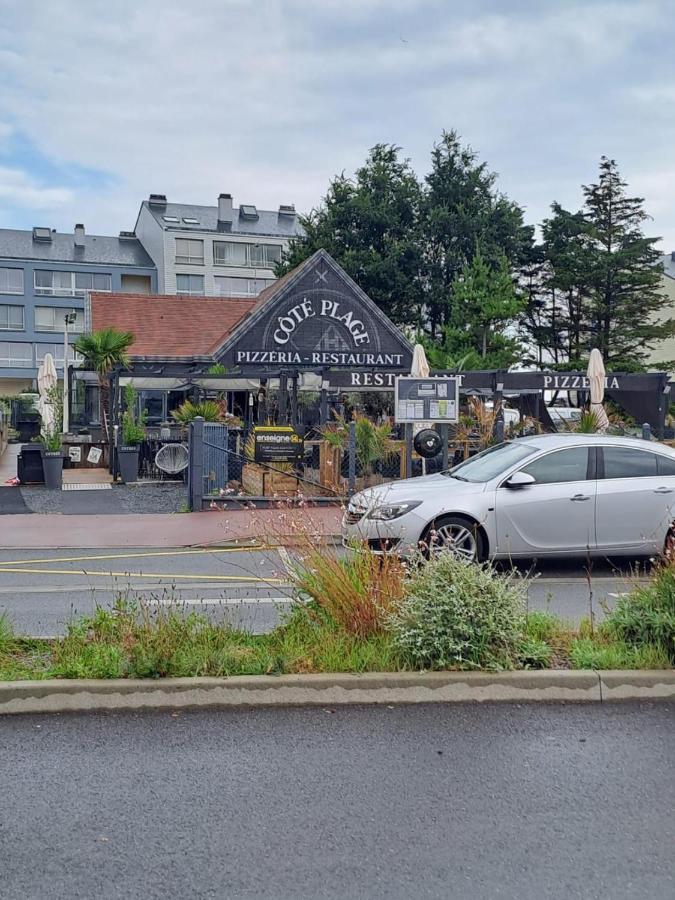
[586,348,609,433]
[37,352,58,436]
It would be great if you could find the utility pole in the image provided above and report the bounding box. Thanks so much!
[62,310,77,434]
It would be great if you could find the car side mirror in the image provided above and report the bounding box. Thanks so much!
[505,471,535,489]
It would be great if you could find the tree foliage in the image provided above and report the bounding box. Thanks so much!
[279,144,423,325]
[520,158,670,369]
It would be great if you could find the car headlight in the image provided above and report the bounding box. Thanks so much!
[368,501,422,521]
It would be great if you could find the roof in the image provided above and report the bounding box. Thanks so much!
[89,293,256,358]
[0,229,154,268]
[663,252,675,281]
[141,201,305,239]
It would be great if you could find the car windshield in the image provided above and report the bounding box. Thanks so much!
[443,441,538,483]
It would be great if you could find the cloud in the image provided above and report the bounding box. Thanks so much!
[0,0,673,249]
[0,165,72,208]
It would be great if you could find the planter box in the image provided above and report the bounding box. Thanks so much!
[40,450,63,490]
[241,464,299,497]
[117,446,140,483]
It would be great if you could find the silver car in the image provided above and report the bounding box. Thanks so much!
[342,434,675,561]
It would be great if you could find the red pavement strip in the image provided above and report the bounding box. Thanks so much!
[0,508,343,550]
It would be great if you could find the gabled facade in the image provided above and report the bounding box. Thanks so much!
[133,193,304,298]
[0,224,156,394]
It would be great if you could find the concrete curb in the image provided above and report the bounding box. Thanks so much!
[0,669,672,716]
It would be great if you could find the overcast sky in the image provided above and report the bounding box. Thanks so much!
[1,0,673,250]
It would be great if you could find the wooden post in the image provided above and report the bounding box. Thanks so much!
[348,420,356,495]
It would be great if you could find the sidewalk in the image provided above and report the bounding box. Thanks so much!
[0,507,343,549]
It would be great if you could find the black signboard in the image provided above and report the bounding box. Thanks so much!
[253,427,304,464]
[214,250,413,371]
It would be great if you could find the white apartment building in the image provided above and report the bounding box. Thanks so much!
[134,193,304,298]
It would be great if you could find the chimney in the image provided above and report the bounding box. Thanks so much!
[148,193,167,208]
[74,223,85,247]
[218,193,233,223]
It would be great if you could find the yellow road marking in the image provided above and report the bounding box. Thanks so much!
[0,567,283,583]
[0,546,264,568]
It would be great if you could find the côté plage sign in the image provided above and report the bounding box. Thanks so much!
[216,250,413,370]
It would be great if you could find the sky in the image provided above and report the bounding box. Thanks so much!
[0,0,674,249]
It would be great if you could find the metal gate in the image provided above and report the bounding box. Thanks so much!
[187,419,246,509]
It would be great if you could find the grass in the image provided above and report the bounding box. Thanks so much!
[0,546,673,681]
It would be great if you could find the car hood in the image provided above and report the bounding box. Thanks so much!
[349,473,487,509]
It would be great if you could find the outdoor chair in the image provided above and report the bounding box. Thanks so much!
[154,442,189,475]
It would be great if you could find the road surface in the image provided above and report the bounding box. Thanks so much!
[0,545,652,636]
[0,702,672,899]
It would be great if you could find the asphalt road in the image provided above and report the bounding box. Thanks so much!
[0,546,653,636]
[1,702,673,900]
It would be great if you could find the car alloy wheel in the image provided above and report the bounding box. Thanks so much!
[429,520,479,562]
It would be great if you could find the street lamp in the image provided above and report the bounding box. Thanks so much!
[63,310,78,434]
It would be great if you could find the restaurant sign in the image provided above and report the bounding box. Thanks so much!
[215,250,413,370]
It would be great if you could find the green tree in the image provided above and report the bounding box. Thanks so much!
[581,157,671,367]
[520,204,595,367]
[73,327,134,420]
[278,144,423,325]
[422,130,533,337]
[424,248,524,369]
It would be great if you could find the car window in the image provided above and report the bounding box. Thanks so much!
[445,441,537,483]
[656,454,675,476]
[520,447,589,484]
[602,446,658,479]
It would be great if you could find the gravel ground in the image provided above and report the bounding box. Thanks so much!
[19,481,187,515]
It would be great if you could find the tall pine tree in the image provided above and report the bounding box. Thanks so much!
[277,144,423,325]
[582,157,671,367]
[422,130,533,338]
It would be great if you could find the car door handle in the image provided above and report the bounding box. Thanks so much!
[570,494,590,501]
[654,487,673,494]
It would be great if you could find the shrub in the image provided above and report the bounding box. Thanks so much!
[389,553,527,670]
[604,561,675,662]
[290,543,406,638]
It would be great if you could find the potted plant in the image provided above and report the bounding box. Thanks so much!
[40,428,64,489]
[117,386,145,483]
[40,385,64,490]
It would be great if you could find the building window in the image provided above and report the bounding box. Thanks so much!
[0,305,25,331]
[213,241,283,269]
[0,267,24,295]
[34,271,112,297]
[35,343,80,369]
[35,307,85,333]
[175,238,204,265]
[0,341,32,368]
[176,274,205,296]
[213,276,275,297]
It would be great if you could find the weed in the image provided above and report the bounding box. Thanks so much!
[570,638,670,670]
[289,543,406,638]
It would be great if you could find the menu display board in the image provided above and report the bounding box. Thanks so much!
[395,377,459,424]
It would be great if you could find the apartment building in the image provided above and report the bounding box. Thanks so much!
[648,252,675,373]
[0,224,156,394]
[133,193,304,297]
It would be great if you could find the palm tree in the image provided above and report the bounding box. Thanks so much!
[73,327,134,425]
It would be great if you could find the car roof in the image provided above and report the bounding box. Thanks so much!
[514,433,675,453]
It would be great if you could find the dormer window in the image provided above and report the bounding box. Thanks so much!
[32,227,52,242]
[239,205,258,220]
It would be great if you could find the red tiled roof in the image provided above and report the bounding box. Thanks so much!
[89,292,256,358]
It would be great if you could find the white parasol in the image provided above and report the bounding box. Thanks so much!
[411,343,430,380]
[586,348,609,433]
[37,352,58,436]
